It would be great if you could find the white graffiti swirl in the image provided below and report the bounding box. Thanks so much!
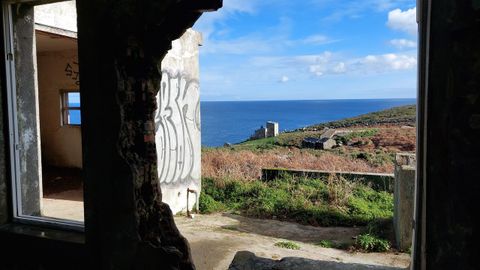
[154,71,201,184]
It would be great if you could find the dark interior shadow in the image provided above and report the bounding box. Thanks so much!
[42,166,84,202]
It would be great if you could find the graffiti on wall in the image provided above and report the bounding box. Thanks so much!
[65,61,80,85]
[154,71,201,184]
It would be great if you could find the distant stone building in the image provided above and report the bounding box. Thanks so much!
[266,121,279,137]
[251,126,268,140]
[302,137,337,150]
[250,121,279,140]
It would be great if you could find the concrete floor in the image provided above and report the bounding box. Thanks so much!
[41,199,410,270]
[42,197,84,222]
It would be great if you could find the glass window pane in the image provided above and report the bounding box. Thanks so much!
[68,92,80,107]
[68,109,81,125]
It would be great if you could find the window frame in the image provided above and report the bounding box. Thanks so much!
[2,1,84,232]
[60,89,81,127]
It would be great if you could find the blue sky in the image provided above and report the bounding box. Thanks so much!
[193,0,417,101]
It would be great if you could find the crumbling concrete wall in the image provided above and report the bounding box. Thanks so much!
[393,153,416,251]
[156,29,202,214]
[74,0,222,267]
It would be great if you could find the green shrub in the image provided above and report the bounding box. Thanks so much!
[199,193,225,214]
[316,240,335,248]
[341,129,379,144]
[348,186,393,224]
[275,241,301,250]
[200,176,394,227]
[355,233,391,252]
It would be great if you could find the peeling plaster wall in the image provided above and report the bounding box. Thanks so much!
[156,29,202,214]
[13,5,42,216]
[37,49,82,168]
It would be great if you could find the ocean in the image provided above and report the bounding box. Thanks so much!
[200,99,416,147]
[69,98,416,147]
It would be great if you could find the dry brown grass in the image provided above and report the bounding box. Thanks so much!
[202,125,416,181]
[327,174,355,209]
[342,126,416,152]
[202,147,393,181]
[372,127,416,152]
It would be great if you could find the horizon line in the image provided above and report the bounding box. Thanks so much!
[200,97,417,102]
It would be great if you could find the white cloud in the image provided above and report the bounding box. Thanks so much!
[302,35,330,45]
[333,62,347,73]
[309,66,324,77]
[252,51,416,79]
[200,35,273,55]
[194,0,262,42]
[387,8,417,36]
[307,53,416,77]
[390,39,417,49]
[279,75,290,83]
[316,0,413,22]
[359,53,417,71]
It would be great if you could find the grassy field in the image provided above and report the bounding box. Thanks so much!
[199,175,393,227]
[307,104,416,130]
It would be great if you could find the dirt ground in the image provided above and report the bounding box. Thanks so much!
[177,213,410,270]
[41,198,410,270]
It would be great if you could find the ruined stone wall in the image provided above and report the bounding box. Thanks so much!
[156,29,202,214]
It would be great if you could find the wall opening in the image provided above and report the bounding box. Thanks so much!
[181,1,419,269]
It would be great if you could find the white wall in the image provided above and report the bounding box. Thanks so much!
[156,29,203,214]
[34,1,77,32]
[37,49,82,169]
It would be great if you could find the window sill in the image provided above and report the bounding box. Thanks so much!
[0,222,84,244]
[0,223,87,267]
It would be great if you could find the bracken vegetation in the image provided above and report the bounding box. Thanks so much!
[202,106,416,180]
[202,148,393,181]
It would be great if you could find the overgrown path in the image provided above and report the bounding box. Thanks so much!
[175,214,410,270]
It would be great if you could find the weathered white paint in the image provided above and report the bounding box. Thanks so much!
[34,1,77,32]
[156,29,202,214]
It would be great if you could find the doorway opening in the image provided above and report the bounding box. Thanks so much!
[3,0,83,229]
